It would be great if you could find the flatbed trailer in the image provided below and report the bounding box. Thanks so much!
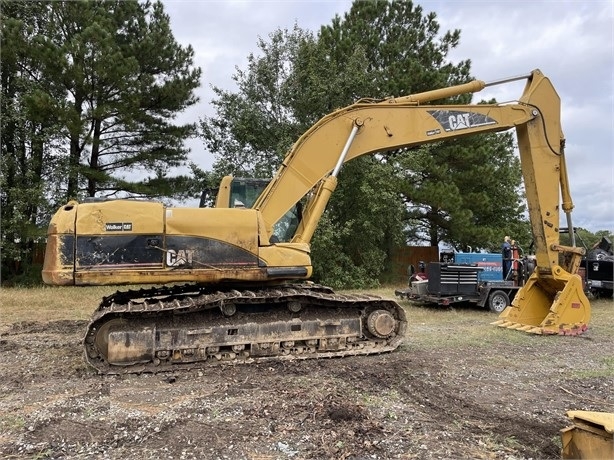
[395,279,521,313]
[395,260,525,313]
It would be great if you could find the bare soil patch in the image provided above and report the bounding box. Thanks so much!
[1,293,612,459]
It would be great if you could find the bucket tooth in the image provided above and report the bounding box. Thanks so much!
[491,320,512,328]
[499,322,514,328]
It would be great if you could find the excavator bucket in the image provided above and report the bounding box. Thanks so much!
[560,410,614,459]
[491,266,590,335]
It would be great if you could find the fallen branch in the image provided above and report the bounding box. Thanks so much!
[559,386,614,407]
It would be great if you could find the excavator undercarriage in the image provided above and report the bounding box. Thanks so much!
[85,283,407,374]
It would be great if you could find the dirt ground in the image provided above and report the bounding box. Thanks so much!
[1,298,613,460]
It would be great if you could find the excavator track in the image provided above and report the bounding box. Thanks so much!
[84,284,408,374]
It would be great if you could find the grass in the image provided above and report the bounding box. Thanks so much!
[571,356,614,378]
[0,414,26,431]
[0,285,117,326]
[394,293,614,348]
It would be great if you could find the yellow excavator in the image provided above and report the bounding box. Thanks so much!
[42,69,590,374]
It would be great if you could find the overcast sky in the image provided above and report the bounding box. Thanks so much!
[162,0,613,233]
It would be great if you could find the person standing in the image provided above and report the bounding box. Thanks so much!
[502,236,512,280]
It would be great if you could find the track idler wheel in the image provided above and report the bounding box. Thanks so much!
[367,310,396,338]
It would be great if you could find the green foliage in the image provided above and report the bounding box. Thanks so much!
[199,26,316,178]
[0,0,200,283]
[398,133,530,250]
[311,215,378,289]
[318,2,530,253]
[1,0,62,282]
[2,0,200,201]
[560,228,614,251]
[318,0,472,98]
[1,263,44,287]
[311,158,405,288]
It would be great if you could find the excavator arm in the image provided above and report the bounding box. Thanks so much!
[256,71,562,263]
[253,69,589,334]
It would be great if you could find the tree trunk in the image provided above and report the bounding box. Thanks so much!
[87,118,102,197]
[66,97,83,200]
[428,209,439,247]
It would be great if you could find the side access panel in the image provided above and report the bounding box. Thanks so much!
[75,201,165,271]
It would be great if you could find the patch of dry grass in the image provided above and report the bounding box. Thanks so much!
[0,285,117,325]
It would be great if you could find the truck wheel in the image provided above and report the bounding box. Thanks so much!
[488,290,510,313]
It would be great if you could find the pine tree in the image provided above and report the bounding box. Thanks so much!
[22,0,201,200]
[317,1,528,251]
[0,0,201,283]
[1,1,62,282]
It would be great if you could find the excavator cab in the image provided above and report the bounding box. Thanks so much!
[210,176,269,209]
[207,176,302,243]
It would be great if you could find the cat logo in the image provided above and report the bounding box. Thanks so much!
[427,110,497,132]
[448,112,471,130]
[166,249,195,266]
